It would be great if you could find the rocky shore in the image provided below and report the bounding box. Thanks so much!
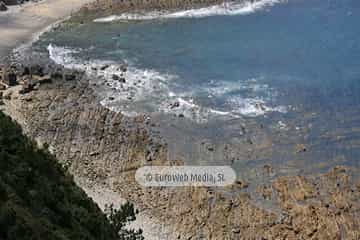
[1,62,360,239]
[79,0,228,17]
[1,0,360,239]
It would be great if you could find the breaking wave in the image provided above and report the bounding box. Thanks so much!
[94,0,285,22]
[48,44,286,123]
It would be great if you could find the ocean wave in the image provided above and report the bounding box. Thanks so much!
[227,96,287,116]
[47,44,286,122]
[93,0,285,22]
[159,97,234,123]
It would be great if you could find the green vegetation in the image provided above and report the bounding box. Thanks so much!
[0,111,143,240]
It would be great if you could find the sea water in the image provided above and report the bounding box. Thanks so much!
[32,0,360,179]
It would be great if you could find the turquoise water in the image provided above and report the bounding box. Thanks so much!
[34,0,360,176]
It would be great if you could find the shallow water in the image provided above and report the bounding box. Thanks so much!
[33,0,360,179]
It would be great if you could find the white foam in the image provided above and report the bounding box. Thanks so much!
[227,96,286,116]
[94,0,285,22]
[47,44,287,122]
[47,44,81,67]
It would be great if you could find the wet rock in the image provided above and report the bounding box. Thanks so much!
[255,102,266,111]
[112,74,120,81]
[100,64,110,70]
[65,73,76,81]
[2,69,17,86]
[22,66,30,76]
[120,64,127,72]
[207,145,214,151]
[89,151,100,156]
[30,64,44,76]
[170,101,180,109]
[50,68,63,79]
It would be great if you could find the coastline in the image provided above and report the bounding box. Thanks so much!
[0,0,94,61]
[1,0,360,239]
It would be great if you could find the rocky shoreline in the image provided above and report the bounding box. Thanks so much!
[1,0,360,239]
[1,61,360,239]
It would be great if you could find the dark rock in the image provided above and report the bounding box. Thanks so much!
[170,101,180,109]
[30,64,44,77]
[178,114,185,118]
[112,74,120,81]
[235,180,249,189]
[65,73,76,81]
[108,97,115,101]
[0,1,7,11]
[4,71,17,86]
[89,151,100,156]
[50,68,63,79]
[255,102,266,111]
[19,82,33,95]
[100,65,110,71]
[120,65,127,72]
[119,77,126,83]
[22,66,30,76]
[207,146,214,151]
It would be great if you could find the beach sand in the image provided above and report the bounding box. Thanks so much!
[0,0,93,61]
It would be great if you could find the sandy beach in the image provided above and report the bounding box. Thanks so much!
[0,0,93,61]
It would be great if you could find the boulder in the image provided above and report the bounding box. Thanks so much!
[0,1,7,11]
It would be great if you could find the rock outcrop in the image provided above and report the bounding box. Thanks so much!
[2,65,360,239]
